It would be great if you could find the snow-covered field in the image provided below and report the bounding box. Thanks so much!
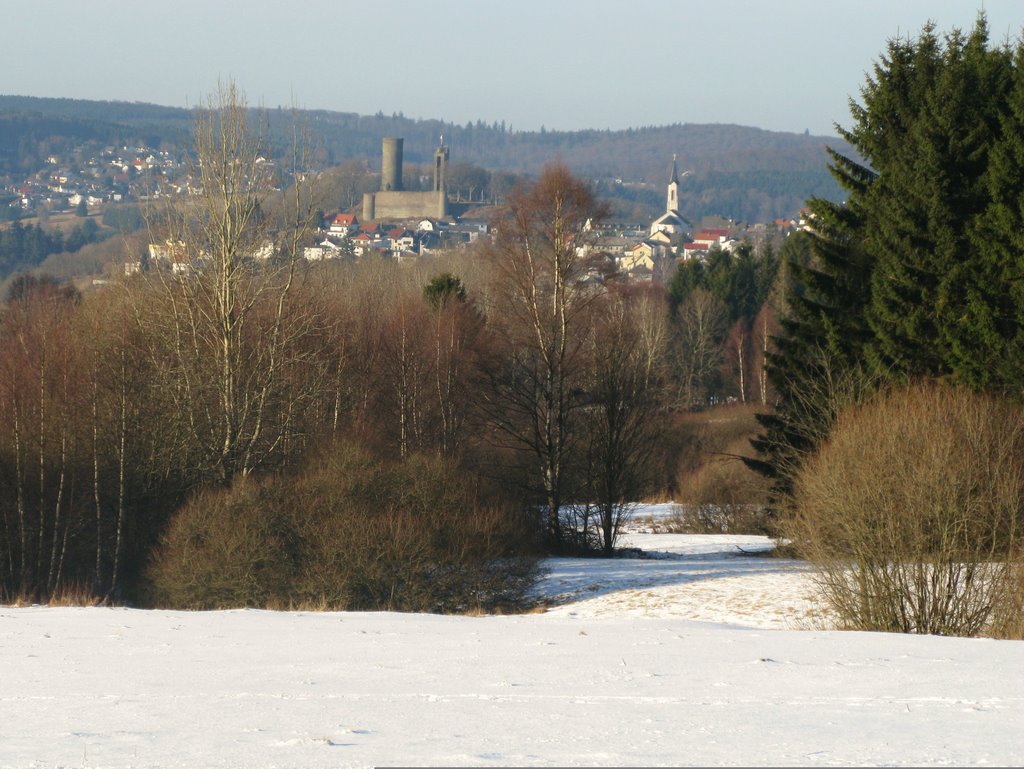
[2,506,1022,768]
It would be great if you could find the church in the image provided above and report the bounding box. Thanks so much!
[649,155,689,238]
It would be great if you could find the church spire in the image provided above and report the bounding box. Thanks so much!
[666,154,680,214]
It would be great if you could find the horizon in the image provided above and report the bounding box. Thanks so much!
[0,92,846,140]
[2,1,1021,137]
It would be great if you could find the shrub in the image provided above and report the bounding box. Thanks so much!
[784,382,1024,637]
[671,406,771,534]
[145,481,302,609]
[146,440,539,613]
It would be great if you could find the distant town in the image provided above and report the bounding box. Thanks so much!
[3,132,810,287]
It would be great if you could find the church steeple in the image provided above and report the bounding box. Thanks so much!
[666,154,680,214]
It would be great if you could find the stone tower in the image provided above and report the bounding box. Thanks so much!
[362,137,451,222]
[381,137,403,191]
[433,138,449,194]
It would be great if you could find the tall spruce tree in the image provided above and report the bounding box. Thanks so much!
[754,15,1018,501]
[953,40,1024,389]
[866,22,1010,378]
[750,180,877,495]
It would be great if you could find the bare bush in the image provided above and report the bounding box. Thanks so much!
[785,382,1024,637]
[670,406,771,534]
[146,440,539,613]
[145,481,302,609]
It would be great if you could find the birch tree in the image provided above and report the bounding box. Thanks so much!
[479,164,609,547]
[139,82,320,483]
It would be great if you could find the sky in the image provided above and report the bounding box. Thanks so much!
[2,1,1022,137]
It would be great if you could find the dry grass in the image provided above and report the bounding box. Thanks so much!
[4,582,113,608]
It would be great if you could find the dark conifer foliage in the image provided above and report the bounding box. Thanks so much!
[755,15,1024,502]
[865,23,1011,378]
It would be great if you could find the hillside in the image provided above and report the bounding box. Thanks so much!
[0,95,851,222]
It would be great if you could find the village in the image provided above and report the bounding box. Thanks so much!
[3,144,184,213]
[4,136,807,284]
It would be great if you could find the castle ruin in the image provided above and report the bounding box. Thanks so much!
[362,137,450,221]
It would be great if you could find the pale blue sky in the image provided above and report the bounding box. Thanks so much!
[2,1,1020,136]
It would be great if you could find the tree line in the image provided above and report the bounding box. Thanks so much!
[0,218,105,280]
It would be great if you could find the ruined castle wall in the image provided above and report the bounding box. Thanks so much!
[364,190,448,221]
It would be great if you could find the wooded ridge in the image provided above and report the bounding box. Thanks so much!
[0,95,849,223]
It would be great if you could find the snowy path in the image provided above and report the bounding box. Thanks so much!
[538,532,826,628]
[1,529,1022,767]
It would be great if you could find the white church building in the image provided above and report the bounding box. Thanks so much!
[649,155,689,238]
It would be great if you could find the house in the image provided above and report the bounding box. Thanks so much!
[647,229,674,247]
[619,238,675,279]
[327,213,358,235]
[358,222,383,239]
[352,232,390,257]
[620,241,658,272]
[249,241,275,260]
[147,240,194,274]
[304,238,346,261]
[387,228,417,255]
[584,235,634,258]
[680,241,707,261]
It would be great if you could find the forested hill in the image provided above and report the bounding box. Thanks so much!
[0,95,851,222]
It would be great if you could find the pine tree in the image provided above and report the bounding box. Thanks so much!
[753,15,1019,501]
[866,21,1009,378]
[952,39,1022,389]
[750,185,877,495]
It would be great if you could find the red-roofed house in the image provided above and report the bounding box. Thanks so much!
[681,241,707,260]
[328,213,359,235]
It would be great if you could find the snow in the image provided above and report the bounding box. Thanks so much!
[2,506,1022,768]
[539,532,823,628]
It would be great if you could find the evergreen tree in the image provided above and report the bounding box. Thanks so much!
[865,22,1010,378]
[753,14,1023,501]
[750,187,877,495]
[423,273,467,311]
[667,258,705,311]
[953,40,1024,389]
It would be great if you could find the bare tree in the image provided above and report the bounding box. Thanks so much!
[751,302,779,406]
[672,288,728,408]
[424,276,477,457]
[582,288,670,554]
[137,82,320,483]
[0,283,82,599]
[479,163,610,547]
[725,320,752,404]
